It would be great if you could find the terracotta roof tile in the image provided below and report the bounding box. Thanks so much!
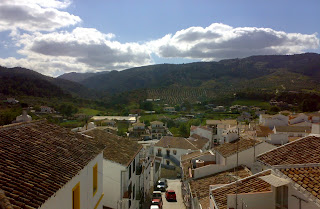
[275,126,311,133]
[190,166,251,209]
[0,190,13,209]
[188,134,209,149]
[214,138,262,158]
[0,120,105,209]
[280,166,320,201]
[257,136,320,166]
[84,129,143,166]
[211,170,272,209]
[256,125,273,137]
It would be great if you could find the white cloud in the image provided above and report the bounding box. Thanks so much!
[0,20,318,76]
[0,0,80,32]
[148,23,320,61]
[0,27,152,76]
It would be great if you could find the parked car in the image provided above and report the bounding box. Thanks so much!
[152,191,162,200]
[156,178,167,191]
[150,205,159,209]
[165,190,176,201]
[151,198,163,209]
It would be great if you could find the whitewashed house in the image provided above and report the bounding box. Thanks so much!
[40,106,54,113]
[289,113,309,125]
[192,137,276,179]
[0,120,105,209]
[163,106,175,113]
[150,121,168,140]
[84,129,145,209]
[154,136,209,166]
[259,114,288,129]
[273,126,311,137]
[210,166,320,209]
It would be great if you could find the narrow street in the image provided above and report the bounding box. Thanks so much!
[162,179,186,209]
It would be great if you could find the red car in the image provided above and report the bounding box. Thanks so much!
[165,190,176,201]
[151,198,163,209]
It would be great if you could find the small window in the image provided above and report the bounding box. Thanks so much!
[72,182,80,209]
[93,164,98,196]
[133,159,135,173]
[173,150,177,155]
[166,160,170,165]
[129,165,132,179]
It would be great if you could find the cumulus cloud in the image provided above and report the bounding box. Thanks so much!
[148,23,320,61]
[1,27,152,75]
[0,20,319,76]
[0,0,80,32]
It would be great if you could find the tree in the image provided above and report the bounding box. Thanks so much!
[179,123,189,138]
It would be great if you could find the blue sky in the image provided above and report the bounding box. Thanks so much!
[0,0,319,76]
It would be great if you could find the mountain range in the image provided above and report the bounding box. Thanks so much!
[1,53,320,104]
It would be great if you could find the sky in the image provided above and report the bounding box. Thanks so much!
[0,0,319,77]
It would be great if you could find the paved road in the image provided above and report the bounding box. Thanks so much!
[162,179,186,209]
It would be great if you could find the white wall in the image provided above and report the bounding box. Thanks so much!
[191,127,212,140]
[154,146,195,165]
[103,160,126,208]
[312,123,320,134]
[227,191,274,209]
[288,184,320,209]
[268,133,288,145]
[40,152,104,209]
[194,142,275,179]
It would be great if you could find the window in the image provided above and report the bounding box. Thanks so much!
[129,165,132,179]
[276,186,288,209]
[166,160,170,165]
[166,149,170,156]
[72,182,80,209]
[173,150,177,155]
[133,184,135,200]
[93,164,98,196]
[133,159,135,173]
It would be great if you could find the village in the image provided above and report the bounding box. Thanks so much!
[1,95,320,209]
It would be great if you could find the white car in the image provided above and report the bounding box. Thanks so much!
[150,205,159,209]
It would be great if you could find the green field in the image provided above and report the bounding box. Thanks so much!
[139,114,179,122]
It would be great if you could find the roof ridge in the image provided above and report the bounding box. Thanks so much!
[210,169,272,192]
[0,119,47,130]
[185,137,200,150]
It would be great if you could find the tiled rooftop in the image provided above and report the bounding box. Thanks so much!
[275,126,311,133]
[0,120,105,209]
[257,136,320,166]
[214,137,262,158]
[280,166,320,200]
[256,125,273,137]
[211,170,272,209]
[84,129,143,166]
[190,166,251,209]
[188,134,209,149]
[0,190,13,209]
[155,136,198,150]
[206,120,237,126]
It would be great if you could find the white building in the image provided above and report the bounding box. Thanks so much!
[259,114,288,129]
[210,166,320,209]
[0,120,105,209]
[40,106,54,113]
[163,106,175,112]
[84,129,146,209]
[190,125,212,140]
[192,138,275,179]
[154,136,209,167]
[289,113,309,125]
[150,121,168,140]
[273,125,311,137]
[6,97,19,104]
